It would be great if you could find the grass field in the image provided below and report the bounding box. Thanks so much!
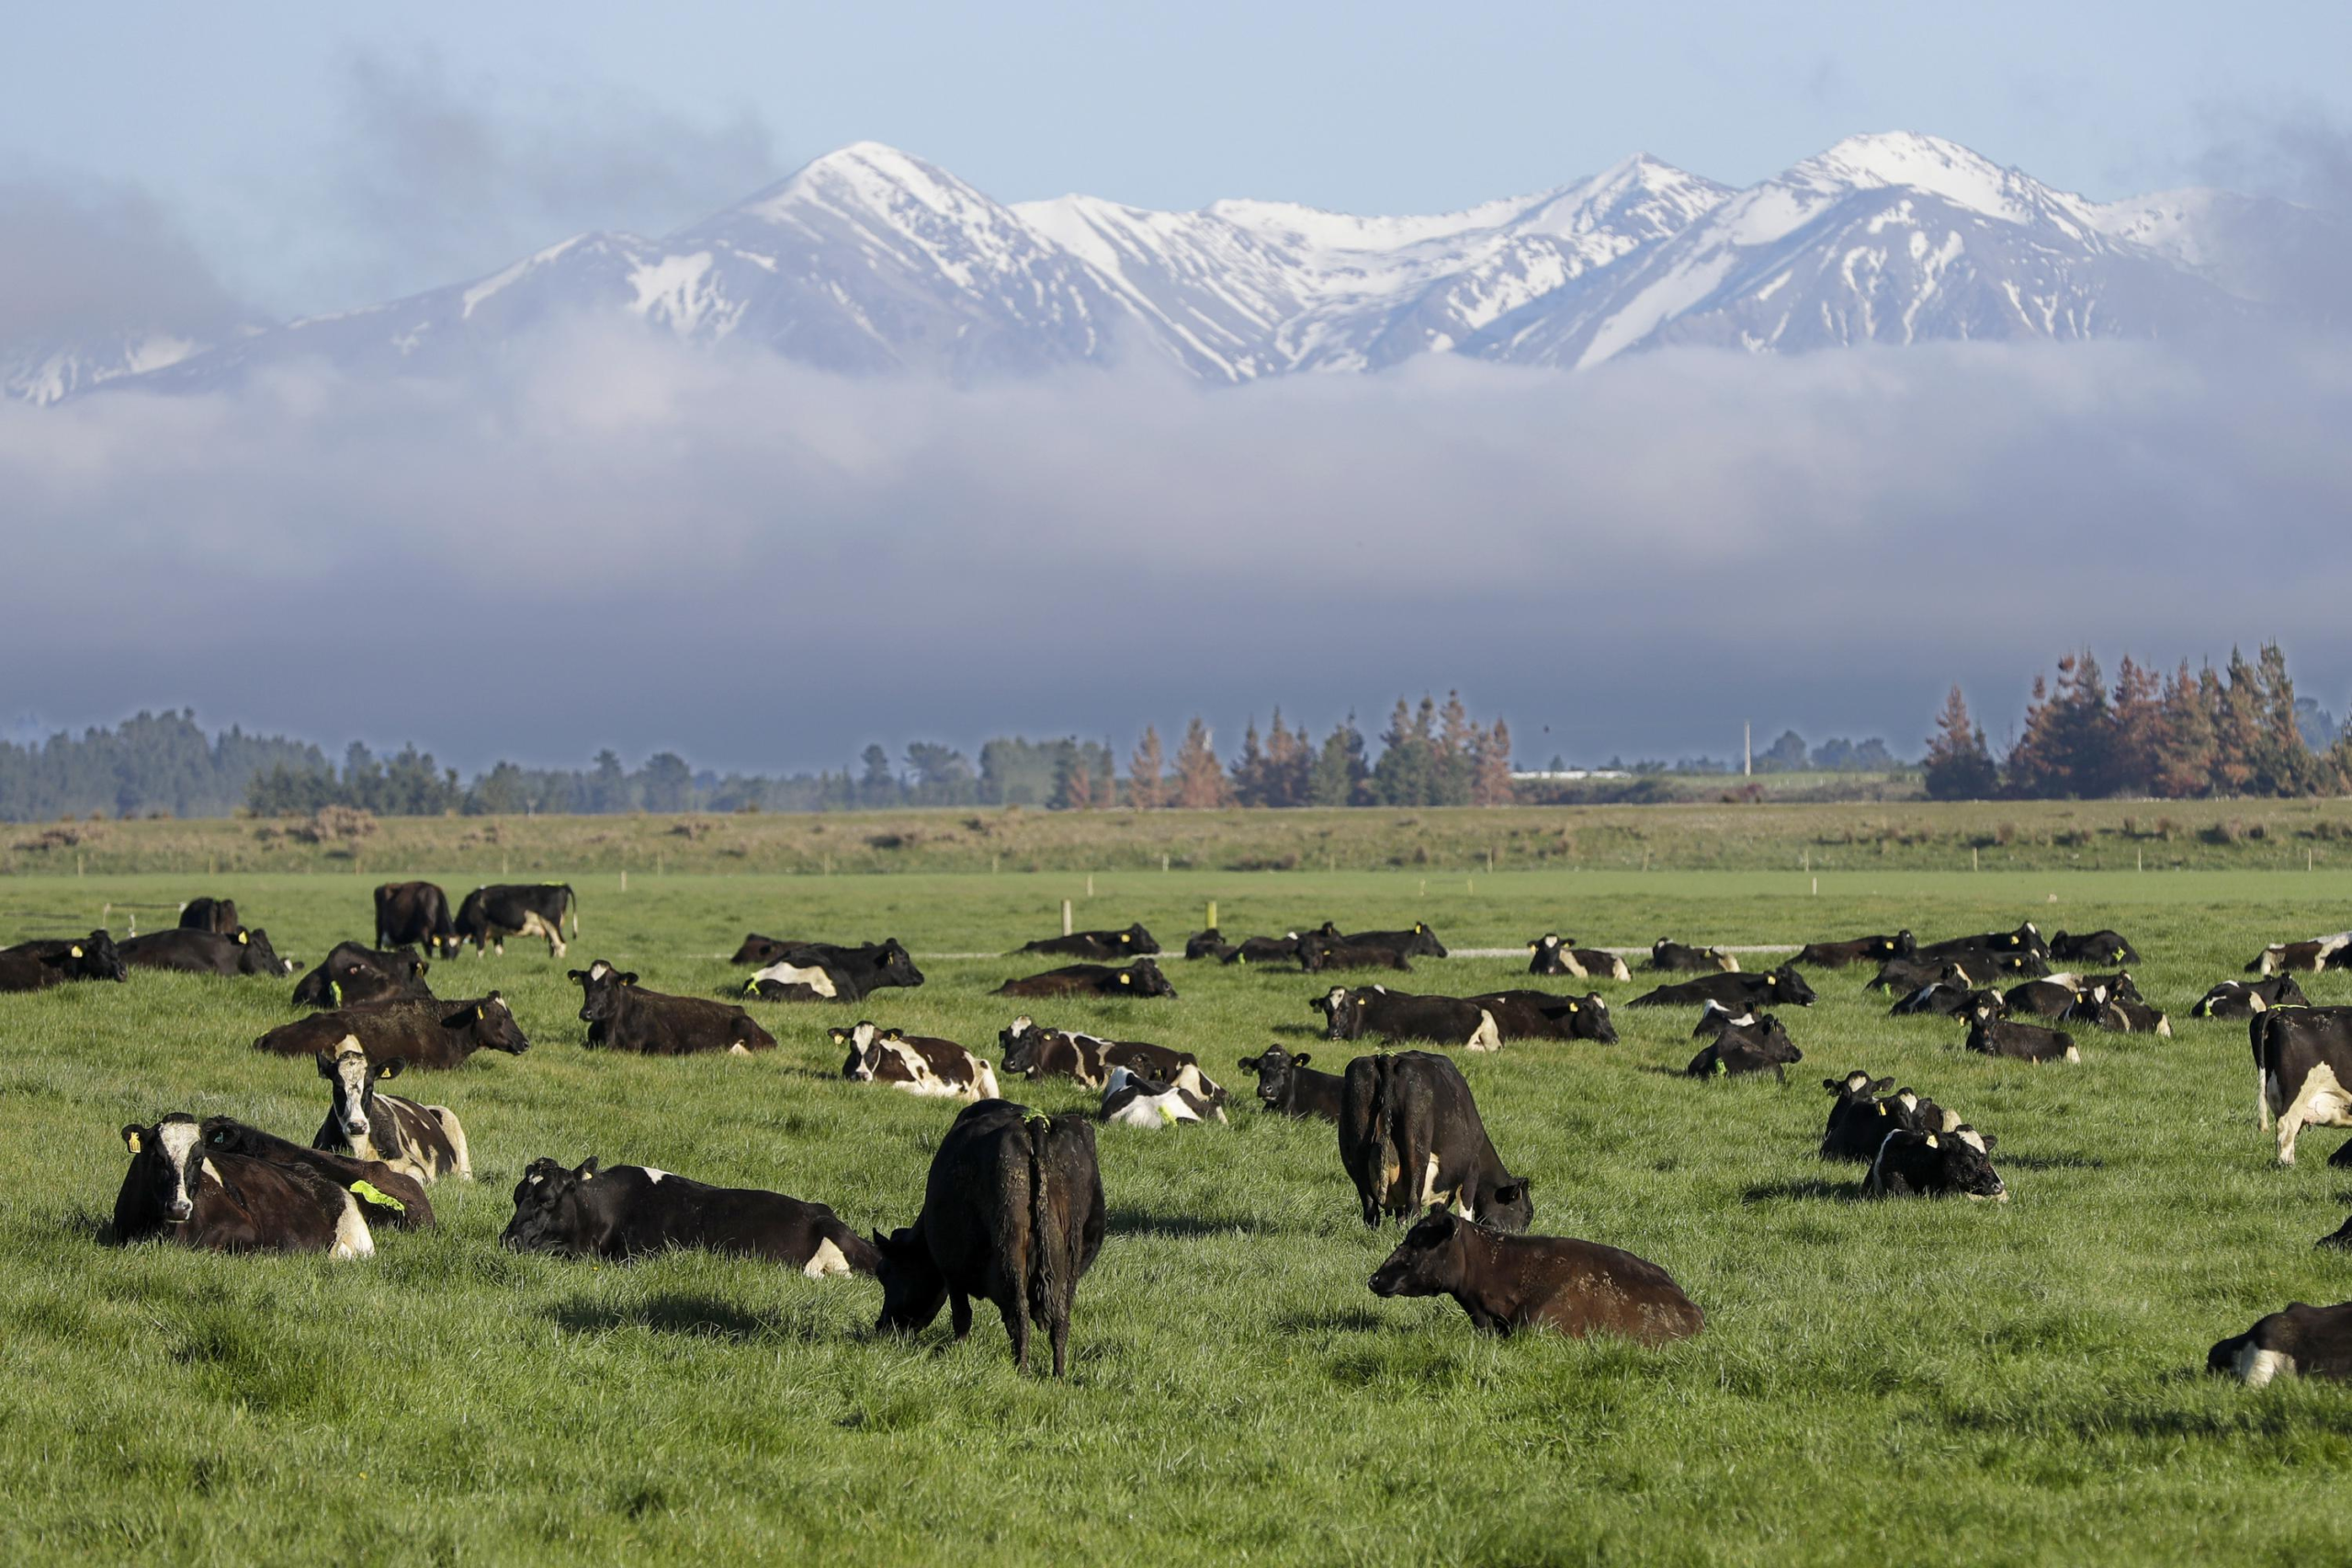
[6,865,2352,1565]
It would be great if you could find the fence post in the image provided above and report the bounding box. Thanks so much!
[1205,899,1217,931]
[1086,874,1094,898]
[1062,898,1073,936]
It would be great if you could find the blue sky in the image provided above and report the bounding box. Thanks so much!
[6,1,2350,314]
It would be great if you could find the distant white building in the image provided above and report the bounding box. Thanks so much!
[1510,770,1633,783]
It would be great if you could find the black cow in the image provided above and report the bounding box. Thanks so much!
[254,993,529,1069]
[2208,1303,2352,1385]
[573,964,775,1055]
[1685,1017,1801,1080]
[872,1100,1106,1377]
[1313,987,1502,1051]
[1298,936,1413,973]
[1819,1072,1901,1161]
[1017,923,1159,959]
[198,1118,435,1232]
[1963,1003,2079,1063]
[1463,990,1619,1043]
[2050,929,2140,965]
[0,930,127,991]
[2253,1007,2352,1163]
[1627,965,1816,1010]
[1918,922,2051,963]
[2067,987,2170,1037]
[1525,934,1632,982]
[178,897,240,934]
[1647,939,1737,973]
[313,1051,471,1183]
[994,960,1177,998]
[1236,1046,1345,1121]
[1794,931,1915,967]
[1323,922,1449,959]
[743,939,925,1001]
[2192,976,2310,1021]
[375,881,460,958]
[503,1156,878,1276]
[454,883,578,958]
[731,933,816,965]
[1222,934,1306,965]
[119,927,292,977]
[1182,929,1233,960]
[114,1114,371,1257]
[1864,1125,2006,1200]
[291,942,435,1009]
[1339,1052,1531,1232]
[1369,1208,1703,1343]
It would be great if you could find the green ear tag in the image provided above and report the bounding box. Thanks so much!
[350,1180,405,1213]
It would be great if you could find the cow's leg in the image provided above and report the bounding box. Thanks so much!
[948,1290,973,1341]
[1001,1287,1031,1373]
[2259,1069,2276,1131]
[1393,1120,1434,1223]
[429,1107,472,1180]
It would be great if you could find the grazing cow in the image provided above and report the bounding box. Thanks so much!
[2193,976,2310,1021]
[1627,965,1816,1011]
[1463,990,1619,1043]
[1369,1208,1703,1343]
[1525,934,1632,982]
[1297,936,1413,974]
[2067,986,2171,1037]
[119,927,292,977]
[501,1156,879,1278]
[375,881,460,958]
[1099,1066,1225,1127]
[872,1099,1106,1376]
[1648,939,1737,974]
[746,939,925,1002]
[1794,931,1915,967]
[573,964,775,1055]
[994,1017,1220,1099]
[2252,1007,2352,1163]
[454,884,578,958]
[1919,922,2051,963]
[114,1114,371,1258]
[291,942,436,1009]
[254,993,529,1069]
[1686,1017,1801,1080]
[1313,987,1503,1052]
[1819,1072,1900,1161]
[2208,1303,2352,1385]
[1017,923,1160,959]
[2050,929,2141,965]
[1891,966,2004,1019]
[831,1021,1000,1100]
[1339,1052,1532,1232]
[178,897,240,935]
[1182,929,1233,960]
[1237,1046,1345,1121]
[0,930,128,991]
[1222,934,1306,965]
[2247,933,2352,976]
[1963,1003,2080,1063]
[313,1050,471,1182]
[198,1118,435,1231]
[993,959,1177,998]
[1863,1125,2006,1200]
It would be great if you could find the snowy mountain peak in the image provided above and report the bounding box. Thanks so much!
[1790,130,2086,227]
[735,141,988,228]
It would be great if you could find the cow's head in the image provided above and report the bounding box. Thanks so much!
[570,964,637,1026]
[61,931,128,983]
[1826,1070,1894,1105]
[1120,924,1159,955]
[1310,987,1364,1040]
[319,1047,400,1141]
[731,934,794,965]
[1237,1045,1310,1109]
[871,1225,947,1335]
[1923,1128,2006,1201]
[834,1021,886,1081]
[501,1156,596,1252]
[1527,933,1577,976]
[997,1016,1041,1074]
[1885,931,1917,957]
[445,993,529,1055]
[1368,1206,1474,1299]
[234,927,294,976]
[1473,1172,1534,1234]
[1183,929,1225,959]
[1734,1013,1800,1061]
[119,1113,206,1224]
[1118,960,1176,998]
[1764,964,1817,1006]
[1405,923,1448,958]
[1561,993,1617,1043]
[875,939,924,988]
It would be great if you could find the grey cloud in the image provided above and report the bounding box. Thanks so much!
[0,178,248,344]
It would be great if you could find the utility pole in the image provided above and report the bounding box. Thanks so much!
[1744,723,1752,778]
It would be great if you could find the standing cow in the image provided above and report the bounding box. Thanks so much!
[376,881,460,958]
[1339,1052,1532,1232]
[455,884,578,958]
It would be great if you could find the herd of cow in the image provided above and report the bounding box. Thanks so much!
[13,881,2352,1385]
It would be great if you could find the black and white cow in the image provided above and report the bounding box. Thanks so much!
[291,941,436,1009]
[2049,929,2141,965]
[2252,1007,2352,1164]
[0,930,127,991]
[1819,1072,1901,1161]
[745,938,925,1002]
[2066,985,2170,1037]
[1368,1208,1704,1343]
[114,1114,372,1258]
[1891,966,2003,1019]
[1016,923,1159,959]
[1313,987,1503,1052]
[1098,1066,1225,1127]
[995,1017,1221,1099]
[502,1156,879,1277]
[994,960,1178,998]
[1524,933,1632,982]
[1794,931,1915,967]
[375,881,461,958]
[1918,922,2051,964]
[2208,1302,2352,1385]
[1628,965,1816,1010]
[832,1021,1000,1100]
[2247,934,2352,976]
[1462,990,1619,1043]
[313,1049,471,1182]
[872,1100,1107,1376]
[119,927,292,977]
[255,994,528,1069]
[1647,939,1737,974]
[177,897,241,934]
[454,884,578,958]
[1863,1125,2006,1200]
[574,964,776,1055]
[1236,1046,1345,1121]
[198,1118,435,1232]
[1963,1002,2081,1063]
[2192,976,2311,1021]
[1339,1052,1532,1232]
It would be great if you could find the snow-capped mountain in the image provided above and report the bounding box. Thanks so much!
[17,132,2344,400]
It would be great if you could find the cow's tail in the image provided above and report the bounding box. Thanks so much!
[565,885,579,939]
[1025,1115,1057,1371]
[1365,1056,1396,1220]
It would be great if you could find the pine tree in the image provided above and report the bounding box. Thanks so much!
[1471,718,1516,806]
[1923,686,1999,800]
[1228,719,1270,807]
[2151,661,2220,798]
[2253,642,2321,795]
[1310,716,1369,807]
[1263,709,1311,807]
[2003,652,2115,797]
[2109,656,2162,795]
[1172,718,1231,809]
[1128,727,1166,809]
[2213,649,2267,795]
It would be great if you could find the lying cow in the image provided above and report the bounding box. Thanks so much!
[114,1114,371,1258]
[199,1118,434,1232]
[1321,922,1449,959]
[995,1017,1220,1099]
[375,881,461,958]
[1369,1207,1702,1343]
[1627,965,1816,1010]
[872,1099,1106,1376]
[1237,1046,1345,1121]
[2193,976,2310,1021]
[502,1156,878,1278]
[833,1021,1000,1100]
[2247,934,2352,976]
[2050,928,2140,965]
[1647,939,1737,973]
[1339,1051,1532,1231]
[1863,1125,2006,1200]
[1525,934,1632,982]
[291,941,435,1009]
[1685,1017,1801,1080]
[1963,1003,2079,1063]
[994,959,1177,998]
[745,938,925,1002]
[1099,1066,1225,1127]
[178,896,241,934]
[1918,922,2050,963]
[1297,936,1413,974]
[1183,928,1234,960]
[2253,1006,2352,1163]
[254,994,529,1069]
[1016,923,1159,959]
[1463,990,1618,1043]
[2067,986,2170,1037]
[313,1050,471,1182]
[2003,971,2134,1019]
[1819,1072,1951,1162]
[573,964,776,1055]
[0,930,128,991]
[1794,931,1915,967]
[119,927,292,977]
[1890,967,2003,1019]
[2209,1302,2352,1386]
[455,883,578,958]
[1870,953,2003,994]
[1222,934,1306,965]
[1313,987,1502,1052]
[731,932,817,965]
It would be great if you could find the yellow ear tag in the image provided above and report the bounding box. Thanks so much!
[1159,1103,1181,1126]
[126,1132,142,1153]
[1926,1134,1939,1148]
[70,945,83,958]
[1119,974,1130,985]
[350,1180,405,1213]
[237,931,249,944]
[1567,1002,1578,1011]
[475,1006,484,1020]
[1876,1104,1888,1116]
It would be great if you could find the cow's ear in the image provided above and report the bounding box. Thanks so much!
[1980,1133,1998,1150]
[567,970,586,982]
[1293,1052,1311,1068]
[829,1029,849,1044]
[1238,1056,1257,1073]
[316,1054,337,1078]
[576,1158,599,1179]
[121,1124,145,1154]
[621,973,639,987]
[376,1057,405,1080]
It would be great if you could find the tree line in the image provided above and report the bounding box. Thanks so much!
[1924,646,2350,800]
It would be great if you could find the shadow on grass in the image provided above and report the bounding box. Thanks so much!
[1741,1178,1862,1203]
[551,1292,820,1343]
[1274,1305,1384,1335]
[1999,1154,2107,1172]
[1105,1205,1267,1239]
